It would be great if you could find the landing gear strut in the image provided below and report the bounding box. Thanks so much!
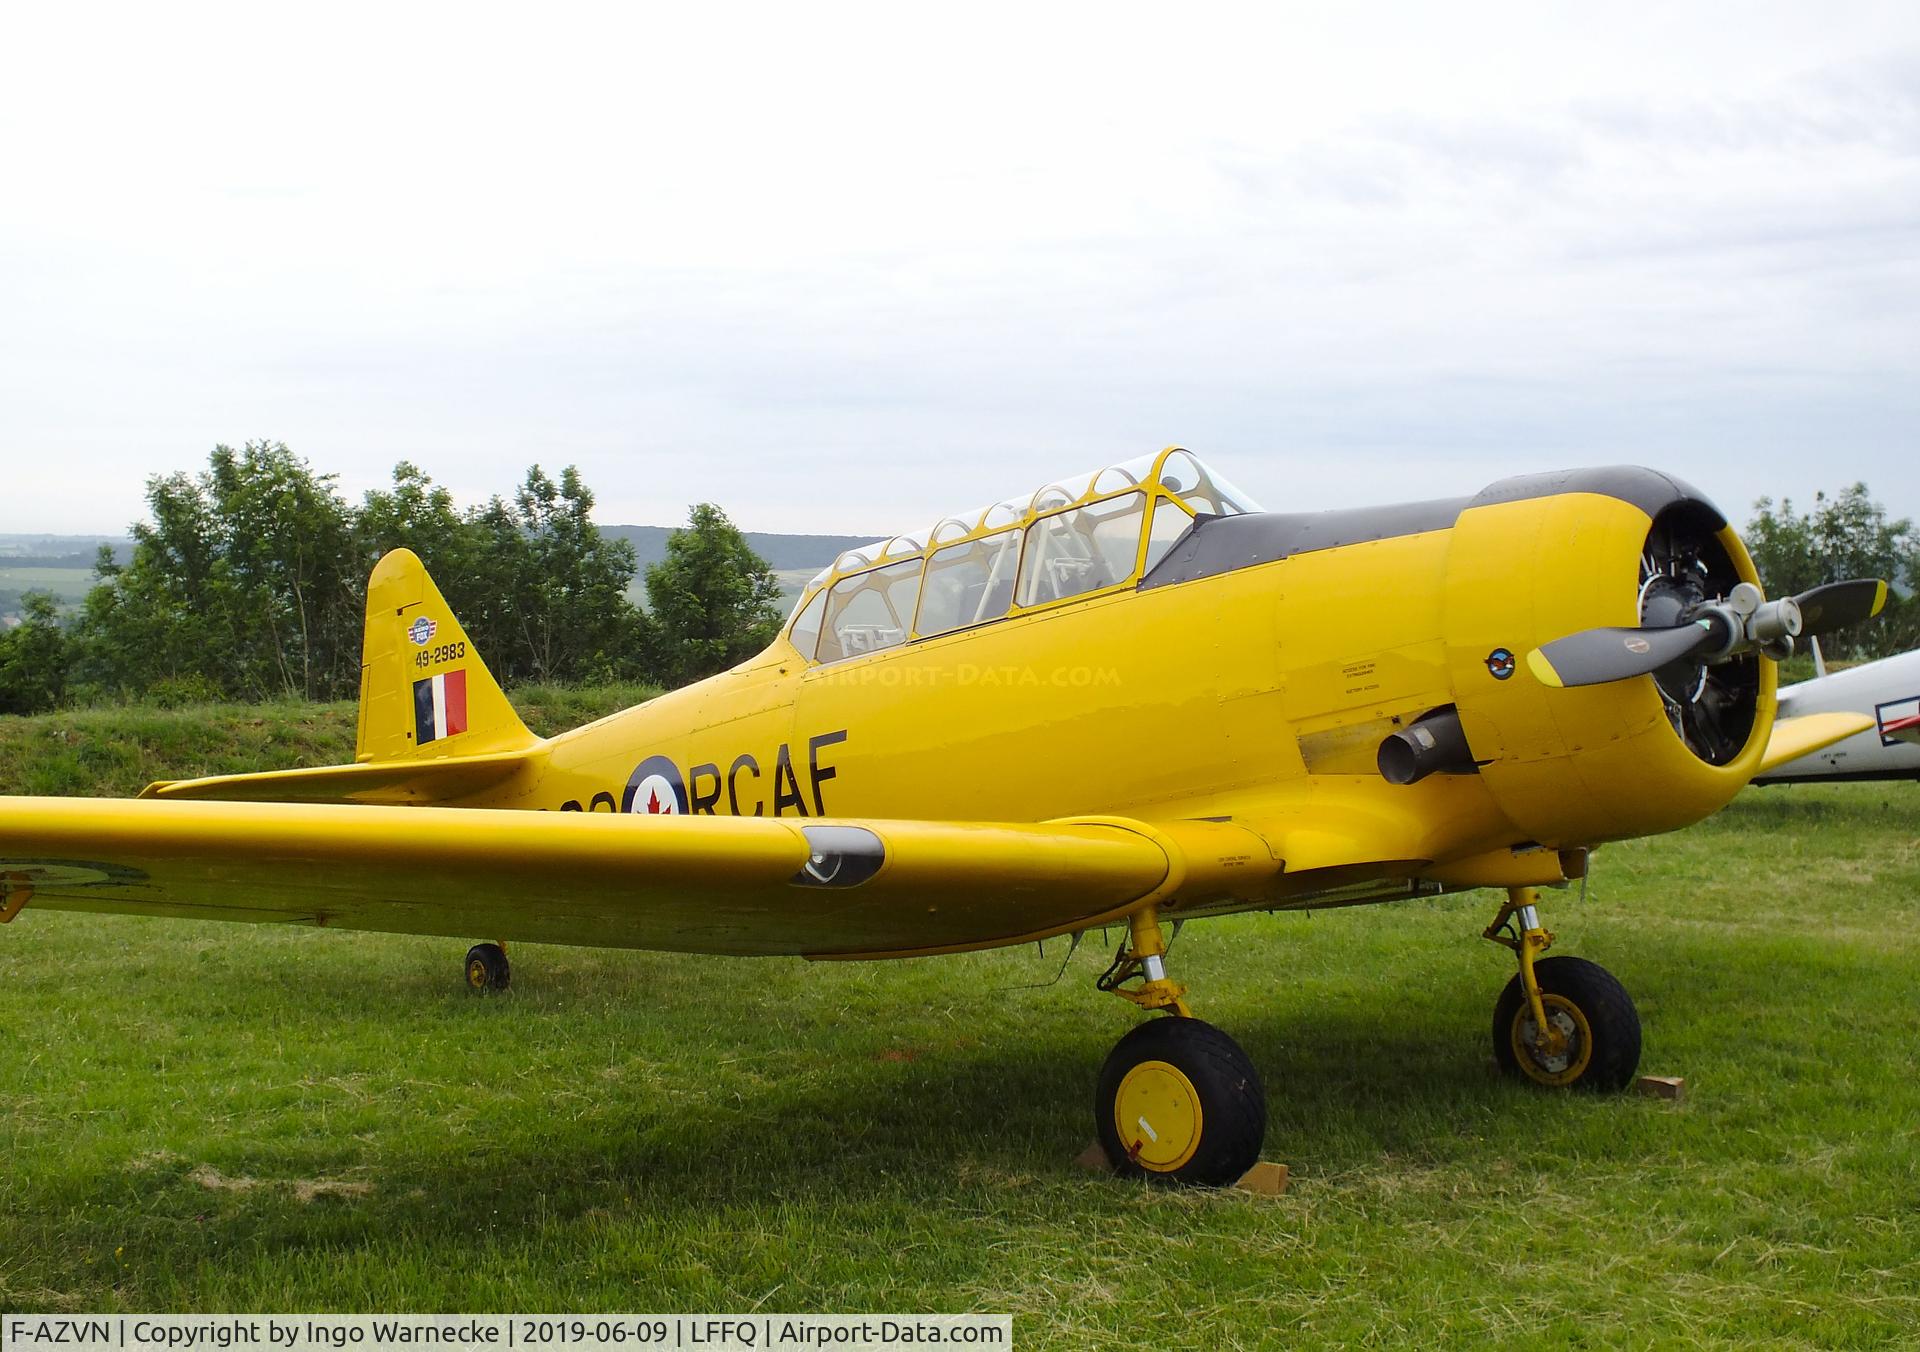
[1485,887,1640,1090]
[1093,905,1264,1186]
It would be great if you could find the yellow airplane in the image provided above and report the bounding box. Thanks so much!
[0,449,1889,1187]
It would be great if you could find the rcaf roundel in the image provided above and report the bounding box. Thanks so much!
[623,755,687,815]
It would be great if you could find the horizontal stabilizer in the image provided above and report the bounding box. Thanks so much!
[142,749,538,806]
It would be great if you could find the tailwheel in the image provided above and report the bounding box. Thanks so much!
[465,942,510,993]
[1096,1016,1265,1187]
[1492,955,1640,1091]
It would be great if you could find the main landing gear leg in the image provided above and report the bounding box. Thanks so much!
[1485,886,1640,1090]
[1092,905,1265,1187]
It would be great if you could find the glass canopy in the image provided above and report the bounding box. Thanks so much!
[801,449,1261,595]
[786,448,1260,665]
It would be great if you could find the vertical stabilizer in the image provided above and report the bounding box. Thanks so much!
[357,549,535,763]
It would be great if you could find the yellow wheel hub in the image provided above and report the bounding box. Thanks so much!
[1113,1058,1203,1171]
[1512,993,1594,1087]
[467,960,488,989]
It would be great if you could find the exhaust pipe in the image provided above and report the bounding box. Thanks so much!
[1378,708,1477,785]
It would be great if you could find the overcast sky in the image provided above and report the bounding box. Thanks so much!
[2,3,1915,538]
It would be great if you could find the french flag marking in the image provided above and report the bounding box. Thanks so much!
[413,670,469,745]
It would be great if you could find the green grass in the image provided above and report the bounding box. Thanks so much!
[0,699,1917,1345]
[0,565,94,622]
[0,565,93,597]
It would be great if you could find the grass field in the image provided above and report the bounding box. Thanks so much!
[0,565,94,623]
[0,697,1917,1346]
[0,566,93,594]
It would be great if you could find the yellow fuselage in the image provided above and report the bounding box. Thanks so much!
[467,468,1773,919]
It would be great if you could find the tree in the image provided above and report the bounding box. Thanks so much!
[75,442,359,700]
[356,460,469,581]
[0,592,70,715]
[461,466,650,685]
[57,445,742,705]
[645,503,782,683]
[1746,484,1920,661]
[204,441,360,699]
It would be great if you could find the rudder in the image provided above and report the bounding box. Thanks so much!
[358,549,535,763]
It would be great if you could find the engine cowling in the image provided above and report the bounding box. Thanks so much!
[1440,468,1775,848]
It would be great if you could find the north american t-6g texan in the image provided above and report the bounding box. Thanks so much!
[0,449,1890,1186]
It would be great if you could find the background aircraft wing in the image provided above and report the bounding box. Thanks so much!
[0,798,1196,957]
[1756,711,1877,777]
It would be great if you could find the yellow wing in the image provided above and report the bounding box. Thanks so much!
[0,798,1241,958]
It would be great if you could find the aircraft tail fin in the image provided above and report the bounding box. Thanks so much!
[354,548,537,763]
[140,551,540,805]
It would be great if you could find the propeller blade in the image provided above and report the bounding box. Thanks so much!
[1526,621,1714,689]
[1793,579,1888,637]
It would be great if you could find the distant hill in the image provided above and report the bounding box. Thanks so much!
[0,529,871,576]
[0,528,873,627]
[0,536,132,568]
[601,526,876,574]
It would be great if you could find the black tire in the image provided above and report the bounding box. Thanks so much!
[465,943,510,993]
[1095,1016,1265,1187]
[1492,955,1639,1091]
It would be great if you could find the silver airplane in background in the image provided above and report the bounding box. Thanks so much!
[1756,641,1920,784]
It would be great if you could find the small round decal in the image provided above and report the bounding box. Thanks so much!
[1625,636,1651,655]
[1486,647,1516,680]
[623,755,687,815]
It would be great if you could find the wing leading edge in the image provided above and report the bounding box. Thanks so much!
[0,797,1222,958]
[1756,711,1878,777]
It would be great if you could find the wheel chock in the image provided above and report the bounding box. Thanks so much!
[0,875,32,925]
[1071,1139,1290,1195]
[1636,1075,1686,1102]
[1071,1139,1109,1172]
[1233,1161,1289,1196]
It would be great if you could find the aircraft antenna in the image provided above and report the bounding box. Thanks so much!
[1001,929,1084,991]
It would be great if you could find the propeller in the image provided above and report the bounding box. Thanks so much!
[1794,579,1888,637]
[1526,620,1719,689]
[1528,577,1888,691]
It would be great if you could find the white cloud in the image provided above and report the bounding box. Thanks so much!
[1,2,1915,536]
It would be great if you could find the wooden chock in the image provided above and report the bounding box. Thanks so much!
[1234,1161,1290,1196]
[0,874,33,925]
[1070,1138,1291,1195]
